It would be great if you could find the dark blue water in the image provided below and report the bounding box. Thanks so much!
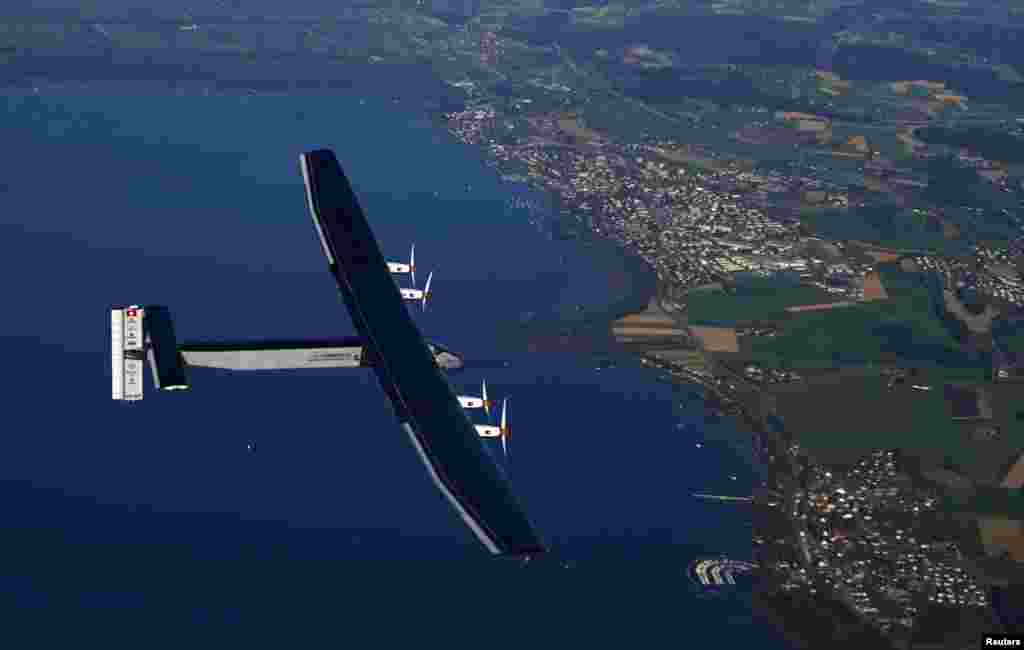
[0,90,787,642]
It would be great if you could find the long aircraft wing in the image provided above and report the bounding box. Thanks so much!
[299,149,545,557]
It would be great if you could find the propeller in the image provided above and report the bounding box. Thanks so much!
[421,271,433,311]
[482,379,491,420]
[500,397,509,459]
[410,243,416,289]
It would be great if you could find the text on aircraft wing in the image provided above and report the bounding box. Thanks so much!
[299,149,545,557]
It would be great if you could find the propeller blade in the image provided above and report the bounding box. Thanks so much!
[483,379,490,420]
[410,243,416,288]
[422,271,433,311]
[501,398,509,459]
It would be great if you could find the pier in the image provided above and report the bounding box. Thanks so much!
[693,493,753,503]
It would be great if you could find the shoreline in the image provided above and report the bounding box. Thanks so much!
[438,106,775,438]
[512,155,898,650]
[427,98,1013,650]
[433,111,908,649]
[528,181,662,325]
[560,219,864,647]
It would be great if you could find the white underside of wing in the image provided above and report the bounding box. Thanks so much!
[181,347,363,370]
[401,422,501,554]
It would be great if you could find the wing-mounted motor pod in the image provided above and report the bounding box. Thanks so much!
[426,341,464,371]
[387,243,416,288]
[111,305,146,401]
[458,380,492,419]
[398,271,434,312]
[474,398,510,458]
[144,305,189,391]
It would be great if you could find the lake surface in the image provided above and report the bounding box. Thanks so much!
[0,88,790,643]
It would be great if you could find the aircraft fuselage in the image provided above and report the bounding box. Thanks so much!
[179,339,463,371]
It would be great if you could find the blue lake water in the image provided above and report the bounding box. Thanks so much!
[0,89,791,643]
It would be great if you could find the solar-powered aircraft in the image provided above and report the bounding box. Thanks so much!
[111,149,544,558]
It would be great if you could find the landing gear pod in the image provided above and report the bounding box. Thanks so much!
[144,305,189,391]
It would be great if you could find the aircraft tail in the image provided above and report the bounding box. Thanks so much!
[111,305,189,401]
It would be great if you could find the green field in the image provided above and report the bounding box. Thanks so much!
[746,300,988,375]
[743,265,989,377]
[686,279,836,326]
[944,487,1024,518]
[582,94,681,141]
[798,206,970,256]
[776,372,1020,481]
[786,376,985,465]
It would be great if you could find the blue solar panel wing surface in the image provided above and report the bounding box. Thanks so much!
[299,149,545,557]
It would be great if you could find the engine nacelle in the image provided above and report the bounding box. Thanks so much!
[399,271,433,310]
[475,424,502,438]
[458,380,490,412]
[387,244,415,286]
[473,398,509,457]
[428,342,463,370]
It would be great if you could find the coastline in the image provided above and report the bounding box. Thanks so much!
[544,199,894,649]
[518,162,909,650]
[527,180,661,324]
[488,176,664,357]
[430,109,911,649]
[435,103,771,443]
